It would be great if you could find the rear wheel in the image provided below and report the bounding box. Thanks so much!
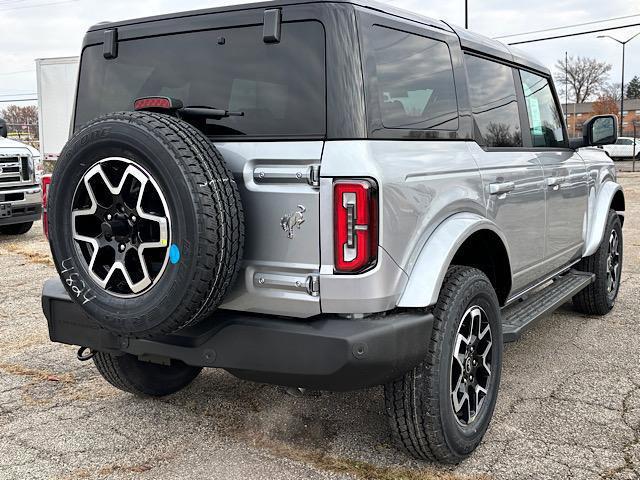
[573,209,623,315]
[0,222,33,235]
[93,351,202,397]
[385,266,503,463]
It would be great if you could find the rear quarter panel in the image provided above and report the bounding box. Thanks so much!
[319,140,485,313]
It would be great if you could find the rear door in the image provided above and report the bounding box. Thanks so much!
[464,54,547,292]
[518,70,588,271]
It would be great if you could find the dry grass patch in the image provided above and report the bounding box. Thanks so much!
[0,362,74,383]
[2,244,53,266]
[244,433,489,480]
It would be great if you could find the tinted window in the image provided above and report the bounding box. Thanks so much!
[75,22,326,138]
[617,138,633,145]
[465,55,522,147]
[520,71,566,147]
[371,26,458,130]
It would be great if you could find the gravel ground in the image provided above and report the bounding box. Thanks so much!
[1,174,639,480]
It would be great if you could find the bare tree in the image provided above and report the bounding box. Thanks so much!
[0,105,39,140]
[601,82,622,103]
[554,56,612,103]
[0,105,38,126]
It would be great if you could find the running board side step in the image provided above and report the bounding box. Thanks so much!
[502,270,595,343]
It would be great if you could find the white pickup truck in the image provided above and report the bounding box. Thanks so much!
[0,119,42,235]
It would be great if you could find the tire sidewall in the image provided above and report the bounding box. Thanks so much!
[436,273,503,457]
[49,117,202,335]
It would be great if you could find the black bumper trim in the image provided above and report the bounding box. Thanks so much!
[42,278,433,391]
[0,205,42,226]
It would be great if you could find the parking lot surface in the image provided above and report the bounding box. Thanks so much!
[1,174,639,480]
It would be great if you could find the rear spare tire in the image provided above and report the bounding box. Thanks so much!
[48,111,244,338]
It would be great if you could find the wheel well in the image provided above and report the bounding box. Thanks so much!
[611,190,625,226]
[450,230,511,306]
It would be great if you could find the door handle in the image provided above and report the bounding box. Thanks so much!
[546,176,566,188]
[489,182,515,195]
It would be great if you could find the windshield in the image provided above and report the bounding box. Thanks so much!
[75,21,326,138]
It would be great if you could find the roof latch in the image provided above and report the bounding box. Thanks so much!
[103,28,118,60]
[263,9,282,44]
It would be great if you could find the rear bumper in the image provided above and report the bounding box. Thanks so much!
[42,278,433,391]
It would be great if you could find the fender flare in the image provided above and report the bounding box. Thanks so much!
[583,181,625,258]
[397,212,512,308]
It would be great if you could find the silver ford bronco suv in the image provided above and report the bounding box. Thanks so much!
[42,0,625,463]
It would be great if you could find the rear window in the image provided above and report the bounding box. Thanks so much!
[370,26,459,131]
[75,21,326,138]
[465,55,522,148]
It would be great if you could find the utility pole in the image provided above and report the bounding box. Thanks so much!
[565,52,568,127]
[599,32,640,135]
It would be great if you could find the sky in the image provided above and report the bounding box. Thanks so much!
[0,0,639,108]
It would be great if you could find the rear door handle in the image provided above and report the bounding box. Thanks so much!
[489,182,515,195]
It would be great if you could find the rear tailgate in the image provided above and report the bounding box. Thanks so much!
[217,142,323,317]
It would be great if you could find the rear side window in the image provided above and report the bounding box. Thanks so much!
[370,26,458,131]
[75,22,326,138]
[465,55,522,148]
[520,71,567,148]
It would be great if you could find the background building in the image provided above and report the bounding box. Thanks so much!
[563,99,640,137]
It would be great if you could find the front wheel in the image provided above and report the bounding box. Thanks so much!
[573,209,623,315]
[385,266,503,464]
[93,352,202,397]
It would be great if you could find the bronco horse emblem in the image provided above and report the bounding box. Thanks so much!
[281,205,306,239]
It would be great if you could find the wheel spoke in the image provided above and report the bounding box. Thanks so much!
[451,377,469,414]
[480,339,492,376]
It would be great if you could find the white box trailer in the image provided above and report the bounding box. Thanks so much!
[36,56,79,161]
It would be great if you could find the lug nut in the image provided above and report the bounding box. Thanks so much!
[106,214,112,221]
[131,215,137,222]
[119,244,126,252]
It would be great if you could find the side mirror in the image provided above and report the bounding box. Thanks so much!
[584,115,617,146]
[0,119,7,138]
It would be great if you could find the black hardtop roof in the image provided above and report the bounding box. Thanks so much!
[88,0,450,32]
[88,0,549,76]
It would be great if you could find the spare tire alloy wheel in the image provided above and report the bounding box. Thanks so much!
[48,111,244,338]
[72,158,171,297]
[450,305,493,426]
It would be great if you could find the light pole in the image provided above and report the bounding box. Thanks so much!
[598,32,640,134]
[465,0,468,29]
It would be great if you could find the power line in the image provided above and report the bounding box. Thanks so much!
[0,70,33,76]
[0,0,79,12]
[0,98,38,102]
[508,22,640,45]
[0,93,37,97]
[495,13,640,39]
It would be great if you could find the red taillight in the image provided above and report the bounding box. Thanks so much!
[133,96,182,111]
[334,179,378,273]
[41,175,52,239]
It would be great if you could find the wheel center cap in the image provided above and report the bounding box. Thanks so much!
[102,217,132,241]
[465,357,473,373]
